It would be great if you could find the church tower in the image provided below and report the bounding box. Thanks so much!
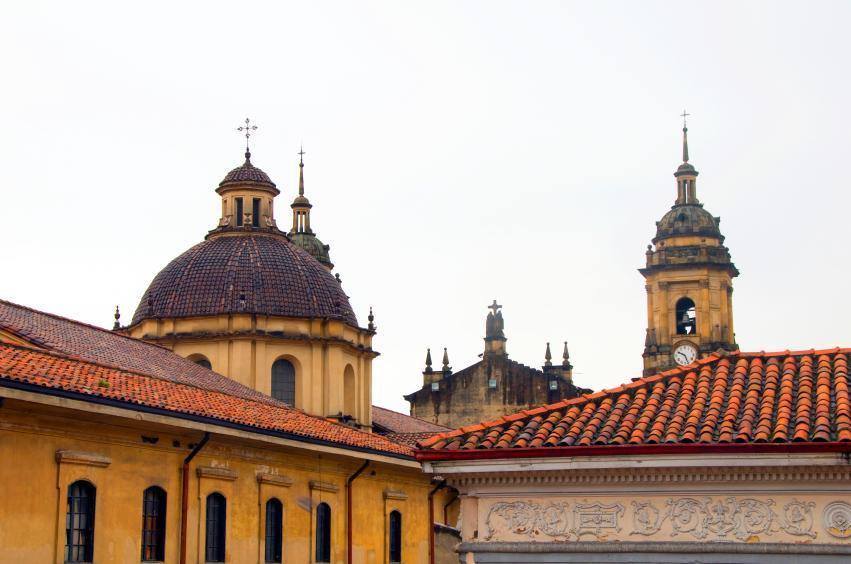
[639,117,738,376]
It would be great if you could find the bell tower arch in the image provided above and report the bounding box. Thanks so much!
[639,116,738,376]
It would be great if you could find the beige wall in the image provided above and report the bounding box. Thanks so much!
[0,397,452,564]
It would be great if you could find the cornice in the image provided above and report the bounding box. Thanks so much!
[197,466,238,481]
[55,449,111,468]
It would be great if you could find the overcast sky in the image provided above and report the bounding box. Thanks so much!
[2,1,850,413]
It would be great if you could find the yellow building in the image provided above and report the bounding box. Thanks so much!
[0,136,459,563]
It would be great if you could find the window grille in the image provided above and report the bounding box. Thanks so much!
[315,502,331,563]
[271,359,296,405]
[65,480,96,563]
[389,510,402,563]
[205,493,226,562]
[141,487,166,561]
[265,498,283,563]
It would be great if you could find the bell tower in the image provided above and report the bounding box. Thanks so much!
[639,115,738,376]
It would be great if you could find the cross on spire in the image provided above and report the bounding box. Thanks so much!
[680,109,690,129]
[237,117,258,159]
[298,145,306,165]
[488,300,502,315]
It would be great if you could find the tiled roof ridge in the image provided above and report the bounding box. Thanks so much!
[0,298,173,352]
[417,348,851,449]
[372,405,452,431]
[0,341,412,456]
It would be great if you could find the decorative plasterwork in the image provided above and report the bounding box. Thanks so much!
[383,489,408,500]
[256,473,293,487]
[485,501,625,541]
[447,464,851,490]
[309,480,339,493]
[824,502,851,538]
[629,497,816,540]
[55,449,111,468]
[196,466,238,481]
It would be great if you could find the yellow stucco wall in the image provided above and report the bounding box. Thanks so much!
[129,314,375,427]
[0,397,450,564]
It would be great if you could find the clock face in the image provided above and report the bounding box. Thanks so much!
[673,343,698,366]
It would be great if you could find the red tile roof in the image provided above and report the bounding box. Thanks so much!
[372,405,451,434]
[0,299,272,402]
[417,350,851,457]
[0,341,412,457]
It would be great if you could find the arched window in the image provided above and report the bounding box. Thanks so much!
[315,502,331,563]
[389,510,402,564]
[189,354,212,370]
[264,498,283,563]
[65,480,96,563]
[676,297,697,335]
[343,364,356,417]
[205,493,226,562]
[141,486,166,561]
[271,359,296,405]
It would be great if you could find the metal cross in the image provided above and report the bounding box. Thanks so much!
[680,109,690,128]
[237,117,258,151]
[488,300,502,315]
[298,145,306,164]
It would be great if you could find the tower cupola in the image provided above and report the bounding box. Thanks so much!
[288,148,334,270]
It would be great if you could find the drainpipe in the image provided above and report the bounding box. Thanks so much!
[428,479,447,564]
[180,432,210,564]
[346,460,370,564]
[442,488,459,526]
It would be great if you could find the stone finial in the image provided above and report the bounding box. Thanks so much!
[367,306,376,331]
[424,348,433,373]
[112,305,121,330]
[562,342,571,366]
[442,348,451,372]
[544,342,552,367]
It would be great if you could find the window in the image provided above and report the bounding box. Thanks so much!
[235,197,244,227]
[548,379,559,391]
[315,502,331,563]
[389,510,402,564]
[205,493,226,562]
[252,198,261,227]
[676,297,697,335]
[65,480,96,563]
[271,359,296,405]
[488,378,497,389]
[264,498,283,563]
[193,356,212,370]
[343,364,356,417]
[141,487,166,561]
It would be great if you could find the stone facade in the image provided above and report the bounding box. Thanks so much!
[405,304,589,429]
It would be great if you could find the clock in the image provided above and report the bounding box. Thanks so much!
[673,342,698,366]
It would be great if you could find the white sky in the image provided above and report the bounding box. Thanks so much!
[2,1,850,413]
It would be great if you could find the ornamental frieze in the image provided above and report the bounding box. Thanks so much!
[482,497,848,543]
[630,497,816,540]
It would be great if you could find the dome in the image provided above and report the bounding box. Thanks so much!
[654,204,723,242]
[219,154,276,188]
[290,232,333,269]
[131,234,356,326]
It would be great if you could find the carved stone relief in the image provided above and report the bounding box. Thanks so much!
[630,497,816,541]
[824,502,851,538]
[485,501,624,541]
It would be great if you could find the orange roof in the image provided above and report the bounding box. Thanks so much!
[417,350,851,456]
[0,341,412,458]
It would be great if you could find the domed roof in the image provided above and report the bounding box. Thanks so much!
[654,204,723,242]
[219,152,276,188]
[131,234,356,326]
[290,232,333,269]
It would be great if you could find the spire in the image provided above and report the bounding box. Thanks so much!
[674,111,699,203]
[544,342,552,367]
[298,146,306,196]
[424,348,433,372]
[442,347,451,372]
[112,305,121,330]
[681,110,690,163]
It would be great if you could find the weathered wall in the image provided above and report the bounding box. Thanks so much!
[0,398,449,564]
[408,356,584,429]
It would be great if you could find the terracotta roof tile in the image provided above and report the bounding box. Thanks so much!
[371,406,450,434]
[0,342,412,457]
[418,350,851,453]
